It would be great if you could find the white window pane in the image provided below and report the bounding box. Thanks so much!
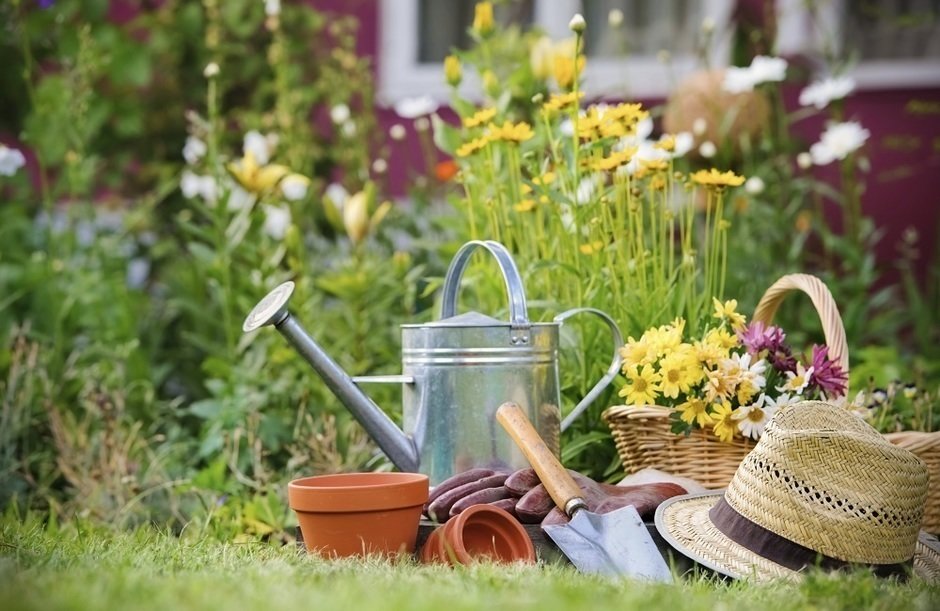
[417,0,535,63]
[843,0,940,60]
[582,0,703,57]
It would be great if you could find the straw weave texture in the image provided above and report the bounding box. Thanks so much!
[725,401,928,564]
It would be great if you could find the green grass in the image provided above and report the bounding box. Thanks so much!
[1,517,938,611]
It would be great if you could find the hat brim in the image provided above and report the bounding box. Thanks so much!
[654,492,940,583]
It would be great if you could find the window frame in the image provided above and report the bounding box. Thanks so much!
[377,0,733,104]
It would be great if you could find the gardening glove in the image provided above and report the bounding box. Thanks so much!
[538,477,689,527]
[424,468,513,523]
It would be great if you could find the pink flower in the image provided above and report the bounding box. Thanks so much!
[809,344,847,398]
[737,321,796,373]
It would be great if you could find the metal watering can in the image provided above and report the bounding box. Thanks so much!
[243,240,623,485]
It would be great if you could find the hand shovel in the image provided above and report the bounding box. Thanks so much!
[496,402,673,582]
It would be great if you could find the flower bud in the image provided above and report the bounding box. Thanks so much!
[569,13,586,34]
[797,152,812,169]
[472,2,495,37]
[444,54,462,87]
[608,9,624,28]
[344,190,370,245]
[203,62,220,78]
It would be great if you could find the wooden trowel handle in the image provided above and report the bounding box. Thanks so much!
[496,402,587,517]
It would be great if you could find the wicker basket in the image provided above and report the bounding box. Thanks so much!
[603,273,940,533]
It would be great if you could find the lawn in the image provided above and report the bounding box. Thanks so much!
[1,518,937,611]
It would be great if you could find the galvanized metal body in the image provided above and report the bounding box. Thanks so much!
[400,312,563,486]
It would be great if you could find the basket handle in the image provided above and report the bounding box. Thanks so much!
[751,273,849,379]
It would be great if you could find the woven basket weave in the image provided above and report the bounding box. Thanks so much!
[603,273,940,533]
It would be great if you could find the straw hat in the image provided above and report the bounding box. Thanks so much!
[655,401,940,582]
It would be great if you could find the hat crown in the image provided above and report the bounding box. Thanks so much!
[725,401,928,564]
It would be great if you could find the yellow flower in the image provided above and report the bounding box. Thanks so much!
[694,338,727,366]
[542,91,584,114]
[226,151,290,193]
[463,107,497,128]
[530,36,554,79]
[487,121,534,143]
[618,365,662,406]
[659,352,699,399]
[472,2,494,37]
[608,102,648,125]
[456,136,491,158]
[711,401,737,443]
[619,337,654,369]
[655,135,676,152]
[552,39,585,90]
[712,297,747,330]
[532,172,556,186]
[579,240,605,255]
[679,397,714,428]
[691,168,746,189]
[514,199,536,212]
[592,147,637,172]
[736,379,759,405]
[444,55,462,87]
[635,159,669,179]
[704,367,737,403]
[705,326,738,351]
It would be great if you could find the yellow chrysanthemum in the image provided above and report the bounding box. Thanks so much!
[635,159,669,179]
[655,135,676,152]
[704,367,737,403]
[711,401,737,443]
[712,297,747,330]
[619,337,654,369]
[694,338,727,366]
[691,168,746,189]
[659,351,700,399]
[553,50,585,90]
[463,107,497,129]
[736,379,759,405]
[679,397,714,428]
[705,327,738,351]
[618,365,662,406]
[591,147,637,172]
[455,136,491,158]
[444,55,462,87]
[533,172,555,186]
[542,91,584,114]
[487,120,534,143]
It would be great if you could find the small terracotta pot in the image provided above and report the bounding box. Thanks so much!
[288,472,428,558]
[421,504,536,565]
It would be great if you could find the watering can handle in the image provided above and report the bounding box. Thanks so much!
[440,240,529,326]
[554,308,624,432]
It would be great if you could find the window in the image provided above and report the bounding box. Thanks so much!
[378,0,732,104]
[776,0,940,89]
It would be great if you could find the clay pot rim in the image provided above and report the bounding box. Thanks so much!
[429,504,535,565]
[289,472,429,513]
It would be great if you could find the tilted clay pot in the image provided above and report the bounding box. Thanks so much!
[289,472,428,558]
[421,504,536,565]
[662,68,770,156]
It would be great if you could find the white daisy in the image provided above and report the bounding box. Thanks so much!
[777,363,815,395]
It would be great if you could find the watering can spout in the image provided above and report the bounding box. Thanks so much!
[242,281,419,473]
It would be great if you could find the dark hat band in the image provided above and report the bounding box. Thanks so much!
[709,496,913,579]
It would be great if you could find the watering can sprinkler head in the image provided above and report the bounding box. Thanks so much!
[243,280,421,473]
[243,281,294,333]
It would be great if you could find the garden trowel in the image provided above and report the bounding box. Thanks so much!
[496,402,673,582]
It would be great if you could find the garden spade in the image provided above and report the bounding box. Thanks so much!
[496,402,673,582]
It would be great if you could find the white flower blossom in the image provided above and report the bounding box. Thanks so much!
[227,186,254,211]
[341,121,357,137]
[722,55,788,93]
[389,124,407,141]
[330,104,351,125]
[809,121,870,166]
[203,62,219,78]
[692,117,707,136]
[671,132,695,158]
[264,0,280,17]
[371,159,388,174]
[799,76,855,109]
[280,174,310,201]
[608,9,624,28]
[324,182,350,211]
[745,176,765,195]
[263,204,291,240]
[393,95,438,119]
[698,141,717,158]
[0,145,26,177]
[732,399,771,440]
[796,152,813,169]
[777,363,814,395]
[180,170,217,203]
[569,14,586,34]
[243,130,271,165]
[182,136,207,165]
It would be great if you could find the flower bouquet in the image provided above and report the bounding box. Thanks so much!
[604,273,850,489]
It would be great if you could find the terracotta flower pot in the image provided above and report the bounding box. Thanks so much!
[421,504,535,565]
[288,472,428,558]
